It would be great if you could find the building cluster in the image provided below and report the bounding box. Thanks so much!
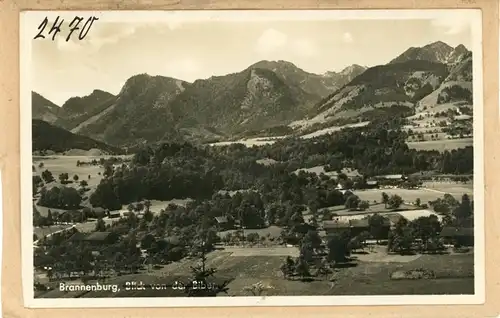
[322,213,473,246]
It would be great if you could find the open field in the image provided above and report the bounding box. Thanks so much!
[33,225,72,238]
[222,246,300,257]
[33,154,192,217]
[34,216,118,239]
[299,121,370,139]
[209,137,281,147]
[327,208,444,223]
[35,247,474,298]
[407,138,473,152]
[422,181,473,195]
[355,187,471,204]
[33,155,108,190]
[209,122,370,147]
[354,245,422,263]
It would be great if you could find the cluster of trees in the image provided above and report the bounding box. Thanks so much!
[440,147,473,174]
[388,216,443,254]
[251,124,472,176]
[442,122,473,138]
[281,220,371,281]
[221,231,274,246]
[35,230,143,280]
[57,173,71,184]
[33,206,54,227]
[429,193,473,227]
[33,175,44,195]
[41,169,54,183]
[89,144,224,210]
[433,109,461,118]
[360,105,413,123]
[38,186,82,209]
[411,83,435,102]
[437,85,472,104]
[280,230,352,281]
[34,209,233,297]
[76,156,127,167]
[387,193,473,254]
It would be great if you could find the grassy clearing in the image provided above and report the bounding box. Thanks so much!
[422,182,473,195]
[33,156,106,191]
[321,203,414,215]
[299,121,370,139]
[330,257,474,295]
[355,188,469,203]
[407,138,473,152]
[34,225,72,238]
[320,205,444,222]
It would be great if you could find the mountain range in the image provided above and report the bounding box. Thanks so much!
[32,41,473,150]
[303,42,472,127]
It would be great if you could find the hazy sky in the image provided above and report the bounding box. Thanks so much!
[27,10,477,105]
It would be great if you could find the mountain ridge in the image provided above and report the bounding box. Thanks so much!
[32,40,472,146]
[32,119,123,155]
[390,41,471,65]
[298,41,472,128]
[32,92,61,124]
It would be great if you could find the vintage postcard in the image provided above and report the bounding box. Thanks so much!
[20,9,484,308]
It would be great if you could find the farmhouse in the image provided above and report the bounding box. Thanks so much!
[348,218,370,237]
[440,227,474,247]
[349,218,391,237]
[323,219,351,236]
[108,211,121,218]
[380,174,403,180]
[455,114,472,121]
[365,180,379,189]
[82,232,119,245]
[214,216,233,231]
[323,217,392,238]
[110,223,130,235]
[335,183,344,190]
[67,231,86,243]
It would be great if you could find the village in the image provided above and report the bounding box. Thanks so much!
[32,157,474,298]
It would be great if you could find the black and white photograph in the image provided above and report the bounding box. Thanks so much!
[21,9,484,307]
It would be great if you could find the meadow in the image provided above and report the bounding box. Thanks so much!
[355,186,472,204]
[33,155,108,191]
[407,138,473,152]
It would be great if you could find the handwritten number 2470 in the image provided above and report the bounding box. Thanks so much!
[34,16,99,41]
